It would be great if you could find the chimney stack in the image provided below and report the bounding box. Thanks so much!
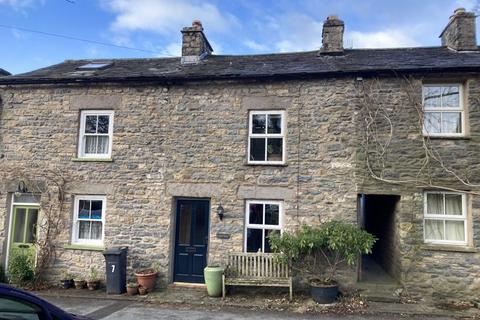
[320,15,344,54]
[181,20,213,64]
[440,8,477,51]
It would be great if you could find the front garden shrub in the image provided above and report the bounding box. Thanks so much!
[8,249,35,286]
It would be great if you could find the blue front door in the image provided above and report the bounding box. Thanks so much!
[174,199,209,283]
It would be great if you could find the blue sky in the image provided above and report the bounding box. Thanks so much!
[0,0,478,75]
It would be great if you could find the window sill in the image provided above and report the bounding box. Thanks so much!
[71,157,114,162]
[245,162,288,167]
[424,135,471,140]
[423,244,477,253]
[64,244,105,252]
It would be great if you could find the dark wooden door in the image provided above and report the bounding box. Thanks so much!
[174,199,209,283]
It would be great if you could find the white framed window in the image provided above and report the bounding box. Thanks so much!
[244,200,283,252]
[423,192,468,245]
[78,110,114,158]
[422,84,465,137]
[72,195,106,246]
[248,110,285,164]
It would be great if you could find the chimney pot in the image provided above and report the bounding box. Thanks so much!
[440,8,477,51]
[192,20,203,30]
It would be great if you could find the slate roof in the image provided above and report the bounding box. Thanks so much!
[1,46,480,85]
[0,68,10,76]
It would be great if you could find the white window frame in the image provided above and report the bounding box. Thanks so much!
[244,200,283,253]
[423,191,468,246]
[72,195,106,246]
[422,84,465,137]
[78,110,114,159]
[247,110,286,165]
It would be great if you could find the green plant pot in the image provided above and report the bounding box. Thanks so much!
[204,266,224,297]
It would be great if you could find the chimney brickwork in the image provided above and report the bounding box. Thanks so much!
[320,15,344,54]
[181,20,213,64]
[440,8,477,51]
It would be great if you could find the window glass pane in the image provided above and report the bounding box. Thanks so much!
[441,112,461,134]
[96,136,109,154]
[85,115,97,133]
[252,114,266,134]
[91,201,103,220]
[78,221,90,239]
[25,209,38,243]
[0,296,42,319]
[441,86,459,108]
[445,194,462,215]
[265,204,279,225]
[264,229,280,253]
[84,136,97,154]
[90,222,102,240]
[249,203,263,224]
[178,204,191,245]
[193,205,207,245]
[445,220,465,241]
[424,112,441,134]
[13,208,26,243]
[427,194,443,215]
[423,86,442,109]
[425,219,444,240]
[267,138,283,161]
[267,114,282,134]
[97,116,110,134]
[78,200,90,219]
[250,138,266,161]
[246,228,262,252]
[13,194,40,204]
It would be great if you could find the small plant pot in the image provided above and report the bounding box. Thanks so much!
[138,286,147,295]
[74,280,86,289]
[135,270,157,292]
[60,279,73,289]
[310,283,339,304]
[126,286,138,296]
[87,280,100,291]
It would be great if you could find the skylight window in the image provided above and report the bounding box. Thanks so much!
[77,62,112,70]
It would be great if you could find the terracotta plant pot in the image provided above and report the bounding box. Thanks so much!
[87,280,100,291]
[135,270,157,292]
[74,280,86,289]
[126,286,138,296]
[138,286,147,295]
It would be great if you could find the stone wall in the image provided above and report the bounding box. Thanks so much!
[0,72,478,301]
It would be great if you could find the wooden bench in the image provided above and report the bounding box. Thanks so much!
[222,252,293,300]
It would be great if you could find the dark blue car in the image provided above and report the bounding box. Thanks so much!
[0,284,91,320]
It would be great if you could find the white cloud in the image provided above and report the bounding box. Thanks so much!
[243,40,268,52]
[102,0,239,35]
[347,30,419,48]
[158,42,181,57]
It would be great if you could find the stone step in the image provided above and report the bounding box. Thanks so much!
[356,282,402,303]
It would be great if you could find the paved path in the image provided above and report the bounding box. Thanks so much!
[43,296,456,320]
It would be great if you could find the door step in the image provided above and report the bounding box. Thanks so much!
[169,282,206,289]
[356,282,402,303]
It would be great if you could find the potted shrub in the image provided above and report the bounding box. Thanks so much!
[73,276,86,289]
[86,267,100,291]
[126,282,138,296]
[60,271,74,289]
[134,263,159,292]
[269,220,376,304]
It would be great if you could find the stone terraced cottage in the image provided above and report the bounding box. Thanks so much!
[0,8,479,302]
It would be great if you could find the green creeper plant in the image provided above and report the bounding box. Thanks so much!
[269,221,376,285]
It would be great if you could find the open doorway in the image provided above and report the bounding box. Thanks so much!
[358,194,400,284]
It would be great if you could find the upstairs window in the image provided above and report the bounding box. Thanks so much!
[424,192,468,245]
[423,84,464,136]
[78,110,114,158]
[248,111,285,164]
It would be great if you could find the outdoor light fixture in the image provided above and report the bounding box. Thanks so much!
[15,181,28,196]
[217,205,225,221]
